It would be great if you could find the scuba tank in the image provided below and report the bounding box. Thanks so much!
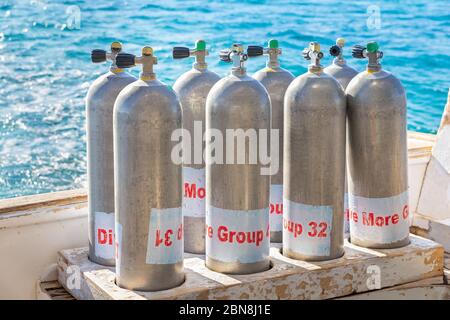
[205,44,271,274]
[113,47,184,291]
[324,38,358,239]
[346,42,409,248]
[86,42,136,266]
[283,42,346,261]
[251,39,295,243]
[172,40,221,254]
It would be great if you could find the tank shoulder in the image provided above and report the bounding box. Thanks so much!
[286,71,345,103]
[206,74,270,112]
[115,79,180,115]
[253,67,295,82]
[87,71,135,102]
[173,68,221,93]
[346,69,404,95]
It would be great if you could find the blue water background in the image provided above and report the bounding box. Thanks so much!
[0,0,449,199]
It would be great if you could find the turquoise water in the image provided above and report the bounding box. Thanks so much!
[0,0,449,199]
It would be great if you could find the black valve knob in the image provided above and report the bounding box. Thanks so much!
[173,47,190,59]
[329,45,341,57]
[91,49,107,63]
[352,45,366,59]
[116,53,136,68]
[219,49,231,62]
[302,48,311,60]
[247,45,263,57]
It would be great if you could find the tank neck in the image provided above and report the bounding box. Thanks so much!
[333,57,346,66]
[193,50,208,71]
[266,51,280,69]
[231,67,247,77]
[110,65,124,74]
[367,53,382,72]
[139,50,157,81]
[366,45,382,73]
[308,65,323,74]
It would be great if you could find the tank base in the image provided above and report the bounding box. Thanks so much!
[350,236,410,249]
[282,247,345,262]
[88,250,115,267]
[184,216,205,254]
[205,256,270,274]
[116,261,184,292]
[270,231,282,243]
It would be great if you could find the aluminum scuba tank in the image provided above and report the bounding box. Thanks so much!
[283,42,346,261]
[324,38,358,239]
[113,47,184,291]
[251,39,295,243]
[86,42,136,266]
[346,42,409,249]
[205,44,271,274]
[172,40,221,254]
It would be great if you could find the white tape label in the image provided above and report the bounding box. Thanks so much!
[270,184,283,232]
[94,211,115,260]
[206,206,270,263]
[146,207,183,265]
[183,167,205,218]
[283,198,333,257]
[348,191,410,244]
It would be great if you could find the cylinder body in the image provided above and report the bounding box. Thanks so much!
[346,70,409,248]
[253,66,294,243]
[324,61,358,239]
[205,73,271,274]
[284,71,346,261]
[173,67,220,254]
[114,79,184,291]
[86,70,135,266]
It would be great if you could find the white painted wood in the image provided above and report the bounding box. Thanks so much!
[0,190,88,299]
[417,89,450,220]
[58,235,443,300]
[411,214,450,253]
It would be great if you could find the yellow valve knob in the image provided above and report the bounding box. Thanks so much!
[232,43,244,53]
[336,38,345,47]
[142,46,154,56]
[111,41,122,51]
[310,42,320,52]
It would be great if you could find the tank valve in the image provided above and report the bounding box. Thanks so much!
[247,39,283,69]
[220,43,252,75]
[303,42,324,73]
[329,38,347,64]
[116,46,158,81]
[173,40,209,69]
[352,41,383,72]
[90,41,123,72]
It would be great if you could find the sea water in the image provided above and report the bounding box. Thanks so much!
[0,0,449,198]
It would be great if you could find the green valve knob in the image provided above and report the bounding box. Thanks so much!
[366,42,379,53]
[268,39,279,49]
[196,40,206,51]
